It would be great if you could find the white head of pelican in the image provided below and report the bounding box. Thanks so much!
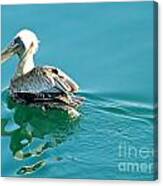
[15,29,39,55]
[1,29,40,78]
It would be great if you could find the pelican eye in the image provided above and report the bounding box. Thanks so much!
[12,37,22,47]
[10,41,15,47]
[12,37,25,51]
[10,37,20,48]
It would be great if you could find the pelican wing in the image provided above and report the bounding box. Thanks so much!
[43,66,79,93]
[10,67,72,94]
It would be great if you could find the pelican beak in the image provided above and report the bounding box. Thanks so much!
[1,41,21,63]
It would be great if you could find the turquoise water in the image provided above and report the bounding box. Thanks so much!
[1,2,157,180]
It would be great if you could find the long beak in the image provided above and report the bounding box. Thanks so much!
[1,42,21,64]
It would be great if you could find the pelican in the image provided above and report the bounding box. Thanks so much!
[1,29,84,117]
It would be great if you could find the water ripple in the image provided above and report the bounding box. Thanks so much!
[80,91,155,125]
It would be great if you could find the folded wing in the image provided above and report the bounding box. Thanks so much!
[10,66,79,94]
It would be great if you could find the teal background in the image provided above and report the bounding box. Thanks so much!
[1,2,157,180]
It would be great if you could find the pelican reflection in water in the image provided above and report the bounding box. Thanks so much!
[1,29,84,117]
[1,89,80,175]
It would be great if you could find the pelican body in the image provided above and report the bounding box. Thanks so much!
[1,29,83,117]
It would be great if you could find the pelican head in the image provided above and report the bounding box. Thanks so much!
[1,29,39,63]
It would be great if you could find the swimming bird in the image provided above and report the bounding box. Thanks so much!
[1,29,83,117]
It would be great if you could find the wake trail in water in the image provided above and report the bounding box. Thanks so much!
[79,91,156,125]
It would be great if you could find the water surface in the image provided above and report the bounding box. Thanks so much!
[1,2,157,180]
